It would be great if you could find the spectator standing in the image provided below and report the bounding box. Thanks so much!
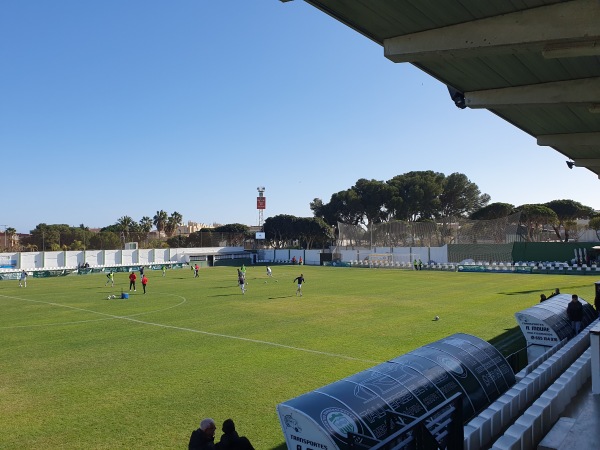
[216,419,254,450]
[189,418,217,450]
[567,294,584,335]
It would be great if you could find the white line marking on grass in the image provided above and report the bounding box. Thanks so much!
[0,293,187,329]
[0,293,379,364]
[116,317,381,364]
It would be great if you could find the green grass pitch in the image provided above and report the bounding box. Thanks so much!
[0,266,594,449]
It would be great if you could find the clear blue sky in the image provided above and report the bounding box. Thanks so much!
[2,1,598,234]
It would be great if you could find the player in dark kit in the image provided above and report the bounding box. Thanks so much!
[293,274,305,297]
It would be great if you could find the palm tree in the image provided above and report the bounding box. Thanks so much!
[153,210,168,237]
[117,216,135,240]
[138,216,153,246]
[164,211,183,237]
[6,227,16,250]
[139,216,153,233]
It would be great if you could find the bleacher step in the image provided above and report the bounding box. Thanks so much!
[537,417,575,450]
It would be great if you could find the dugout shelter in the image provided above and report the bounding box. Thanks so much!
[515,293,597,362]
[277,333,514,450]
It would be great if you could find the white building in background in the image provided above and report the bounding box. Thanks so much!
[177,221,212,235]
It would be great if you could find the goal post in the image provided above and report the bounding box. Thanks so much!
[367,253,395,267]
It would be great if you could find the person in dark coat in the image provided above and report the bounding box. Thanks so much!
[215,419,254,450]
[566,294,584,335]
[189,418,217,450]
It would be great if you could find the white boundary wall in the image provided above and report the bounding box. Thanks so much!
[337,246,449,264]
[258,249,322,265]
[1,246,448,270]
[0,247,245,270]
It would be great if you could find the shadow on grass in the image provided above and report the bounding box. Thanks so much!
[499,282,592,296]
[268,295,294,300]
[499,289,546,295]
[488,325,525,350]
[207,293,244,298]
[268,443,287,450]
[489,325,528,372]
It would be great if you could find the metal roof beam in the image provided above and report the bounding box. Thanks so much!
[543,39,600,59]
[384,0,600,62]
[464,77,600,108]
[573,159,600,167]
[537,132,600,147]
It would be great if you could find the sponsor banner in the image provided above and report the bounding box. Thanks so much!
[0,272,20,280]
[317,381,390,441]
[0,255,17,268]
[457,265,488,272]
[348,368,427,425]
[32,270,72,278]
[451,335,515,392]
[278,392,363,450]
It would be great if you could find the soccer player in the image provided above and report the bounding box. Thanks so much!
[105,271,114,287]
[19,270,28,287]
[266,266,272,277]
[238,271,246,295]
[293,273,305,297]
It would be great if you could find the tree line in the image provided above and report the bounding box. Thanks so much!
[18,210,184,251]
[5,170,599,251]
[310,172,597,243]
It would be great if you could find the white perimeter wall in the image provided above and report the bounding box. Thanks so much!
[1,246,448,270]
[338,246,449,264]
[0,247,245,270]
[259,249,322,265]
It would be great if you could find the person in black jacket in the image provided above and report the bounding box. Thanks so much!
[293,274,305,297]
[567,294,584,335]
[216,419,254,450]
[189,418,217,450]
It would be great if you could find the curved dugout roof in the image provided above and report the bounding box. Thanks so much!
[281,0,600,177]
[277,333,514,450]
[515,293,597,346]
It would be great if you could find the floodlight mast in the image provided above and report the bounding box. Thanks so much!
[257,187,266,227]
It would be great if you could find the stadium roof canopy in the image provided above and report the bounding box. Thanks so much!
[281,0,600,177]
